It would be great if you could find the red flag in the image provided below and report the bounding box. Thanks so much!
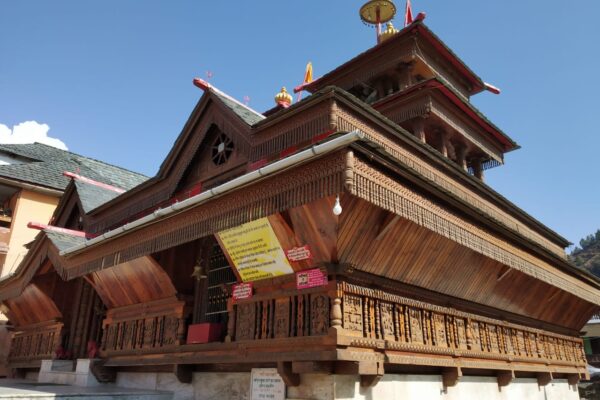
[404,0,414,27]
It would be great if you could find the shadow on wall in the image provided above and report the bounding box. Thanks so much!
[581,380,600,399]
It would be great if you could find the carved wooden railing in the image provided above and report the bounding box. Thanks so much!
[335,282,587,368]
[100,298,186,355]
[229,288,331,342]
[8,321,63,364]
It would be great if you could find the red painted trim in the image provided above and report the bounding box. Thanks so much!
[248,159,268,171]
[27,222,87,238]
[63,172,125,193]
[280,145,298,159]
[311,129,336,144]
[414,12,426,22]
[276,100,291,108]
[484,82,501,95]
[193,78,211,91]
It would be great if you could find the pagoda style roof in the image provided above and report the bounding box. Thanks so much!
[301,20,485,96]
[372,78,519,153]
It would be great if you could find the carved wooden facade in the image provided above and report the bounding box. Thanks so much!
[0,17,597,388]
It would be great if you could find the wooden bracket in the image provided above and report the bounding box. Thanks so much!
[497,370,514,388]
[89,359,116,383]
[335,361,384,388]
[536,372,552,387]
[277,361,300,387]
[359,362,384,388]
[442,367,462,389]
[174,364,193,384]
[360,374,383,388]
[292,361,333,374]
[567,373,580,386]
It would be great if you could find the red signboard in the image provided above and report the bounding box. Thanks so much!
[232,282,253,301]
[285,245,312,262]
[296,268,328,290]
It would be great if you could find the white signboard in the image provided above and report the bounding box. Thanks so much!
[250,368,285,400]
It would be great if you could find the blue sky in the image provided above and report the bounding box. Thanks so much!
[0,1,598,248]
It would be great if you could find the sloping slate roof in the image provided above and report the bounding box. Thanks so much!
[0,143,148,191]
[211,90,265,126]
[44,230,86,253]
[74,180,122,213]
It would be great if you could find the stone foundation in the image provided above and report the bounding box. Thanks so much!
[114,371,580,400]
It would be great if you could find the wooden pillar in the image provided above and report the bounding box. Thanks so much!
[437,129,449,158]
[455,143,468,171]
[412,118,426,143]
[472,158,484,181]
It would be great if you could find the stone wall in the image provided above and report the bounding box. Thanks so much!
[115,372,580,400]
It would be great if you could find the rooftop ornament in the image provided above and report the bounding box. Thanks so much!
[379,22,399,42]
[359,0,397,44]
[275,87,293,108]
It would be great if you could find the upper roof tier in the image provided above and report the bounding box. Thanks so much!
[295,19,518,175]
[300,20,486,98]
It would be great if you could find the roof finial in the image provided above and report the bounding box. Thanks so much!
[379,22,399,42]
[359,0,397,44]
[275,87,293,108]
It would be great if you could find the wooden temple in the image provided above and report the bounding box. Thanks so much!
[0,8,598,398]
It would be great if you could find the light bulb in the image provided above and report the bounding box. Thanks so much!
[332,195,343,216]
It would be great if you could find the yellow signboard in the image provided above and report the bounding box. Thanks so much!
[216,217,294,282]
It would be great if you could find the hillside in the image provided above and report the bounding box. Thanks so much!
[570,230,600,276]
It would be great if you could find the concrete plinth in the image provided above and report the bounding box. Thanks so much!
[113,371,581,400]
[38,359,100,387]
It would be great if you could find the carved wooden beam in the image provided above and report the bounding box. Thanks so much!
[174,364,193,384]
[536,372,552,387]
[277,361,300,387]
[497,370,514,388]
[442,367,462,389]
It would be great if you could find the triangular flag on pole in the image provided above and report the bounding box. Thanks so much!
[297,62,313,102]
[404,0,414,27]
[304,62,313,85]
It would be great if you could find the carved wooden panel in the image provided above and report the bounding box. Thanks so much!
[235,303,256,341]
[343,294,363,333]
[274,298,290,339]
[339,282,587,369]
[234,291,331,341]
[100,298,185,354]
[310,294,329,336]
[8,321,63,363]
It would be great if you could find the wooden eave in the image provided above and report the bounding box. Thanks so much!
[80,85,567,250]
[303,21,485,96]
[0,232,52,302]
[328,87,570,248]
[372,78,519,153]
[348,141,600,289]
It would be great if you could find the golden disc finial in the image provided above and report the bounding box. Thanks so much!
[359,0,397,26]
[379,22,399,42]
[275,87,293,107]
